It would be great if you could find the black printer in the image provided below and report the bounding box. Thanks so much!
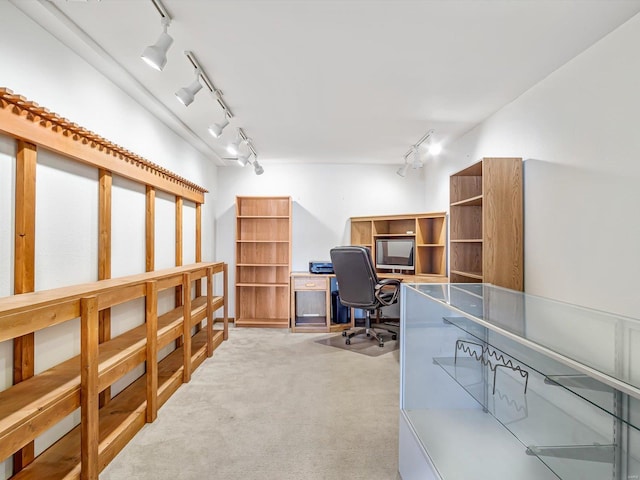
[308,261,334,274]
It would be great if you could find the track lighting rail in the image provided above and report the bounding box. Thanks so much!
[403,129,434,161]
[150,0,171,20]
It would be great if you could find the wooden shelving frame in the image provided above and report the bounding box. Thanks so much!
[350,212,448,283]
[449,157,523,290]
[0,262,228,480]
[235,196,292,328]
[0,88,218,478]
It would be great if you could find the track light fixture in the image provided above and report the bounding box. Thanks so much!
[141,17,173,71]
[175,68,203,106]
[396,162,409,177]
[237,151,251,167]
[253,159,264,176]
[398,129,440,178]
[208,116,229,138]
[229,128,262,174]
[227,129,241,155]
[411,146,423,169]
[173,44,264,174]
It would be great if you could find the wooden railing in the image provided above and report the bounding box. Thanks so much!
[0,262,228,480]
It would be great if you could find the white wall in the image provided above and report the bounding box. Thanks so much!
[0,3,218,477]
[216,163,428,316]
[423,12,640,320]
[418,14,640,451]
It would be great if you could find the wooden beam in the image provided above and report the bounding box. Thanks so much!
[13,139,37,473]
[0,263,226,342]
[206,267,213,357]
[0,90,206,203]
[98,169,112,281]
[174,196,184,347]
[145,281,158,423]
[195,203,202,299]
[195,203,202,263]
[98,169,112,408]
[182,273,192,383]
[80,296,99,480]
[145,186,155,273]
[175,196,183,268]
[14,140,36,296]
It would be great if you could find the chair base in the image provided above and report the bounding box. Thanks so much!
[342,324,397,347]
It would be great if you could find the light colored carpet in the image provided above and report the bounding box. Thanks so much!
[100,327,401,480]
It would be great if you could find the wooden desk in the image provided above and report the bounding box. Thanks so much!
[290,273,353,333]
[290,272,447,333]
[378,273,448,283]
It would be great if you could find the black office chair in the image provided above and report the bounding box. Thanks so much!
[330,246,400,347]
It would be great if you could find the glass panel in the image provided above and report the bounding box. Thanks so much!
[401,283,640,480]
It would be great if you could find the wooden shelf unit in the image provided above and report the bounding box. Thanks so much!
[0,262,228,480]
[449,157,523,290]
[350,212,448,282]
[235,196,292,328]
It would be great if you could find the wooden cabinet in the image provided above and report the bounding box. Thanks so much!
[350,212,447,282]
[449,157,523,290]
[290,273,353,333]
[235,196,292,328]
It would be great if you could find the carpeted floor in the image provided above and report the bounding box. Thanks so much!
[100,327,401,480]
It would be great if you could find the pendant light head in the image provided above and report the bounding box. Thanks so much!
[227,129,241,155]
[237,151,251,167]
[208,117,229,138]
[396,162,409,177]
[253,160,264,176]
[175,69,203,106]
[411,146,423,169]
[141,17,173,71]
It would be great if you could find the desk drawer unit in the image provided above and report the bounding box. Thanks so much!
[293,276,326,290]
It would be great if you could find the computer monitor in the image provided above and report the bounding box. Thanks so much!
[375,238,415,271]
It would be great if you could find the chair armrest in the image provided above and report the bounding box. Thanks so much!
[375,279,400,306]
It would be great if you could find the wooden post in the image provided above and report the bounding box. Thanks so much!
[175,196,183,268]
[182,272,192,383]
[145,281,158,423]
[194,203,203,332]
[98,169,112,407]
[206,267,213,357]
[195,203,202,263]
[13,140,36,473]
[195,203,202,295]
[175,196,184,347]
[145,186,155,272]
[80,296,99,480]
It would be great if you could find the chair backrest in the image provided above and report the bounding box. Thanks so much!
[329,246,380,309]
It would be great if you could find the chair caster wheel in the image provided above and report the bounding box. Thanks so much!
[379,342,384,348]
[392,334,397,340]
[366,333,371,337]
[346,339,351,345]
[342,331,347,337]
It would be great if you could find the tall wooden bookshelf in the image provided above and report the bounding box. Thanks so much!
[350,212,447,282]
[449,157,523,290]
[235,196,292,327]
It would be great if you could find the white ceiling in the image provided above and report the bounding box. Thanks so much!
[17,0,640,166]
